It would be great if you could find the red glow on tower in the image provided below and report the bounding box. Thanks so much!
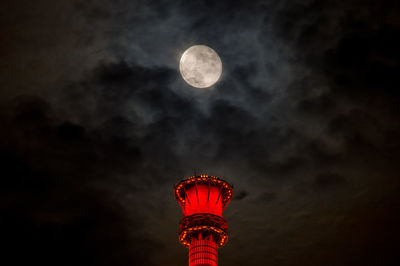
[175,175,233,266]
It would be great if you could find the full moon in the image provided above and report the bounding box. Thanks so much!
[179,45,222,88]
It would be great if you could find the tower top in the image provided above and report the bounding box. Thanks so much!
[175,175,233,212]
[175,175,233,248]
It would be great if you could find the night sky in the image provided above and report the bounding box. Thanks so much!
[2,0,400,266]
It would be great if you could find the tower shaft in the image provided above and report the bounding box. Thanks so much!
[189,238,218,266]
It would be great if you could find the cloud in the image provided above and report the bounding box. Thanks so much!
[0,96,161,266]
[233,190,248,200]
[313,172,346,190]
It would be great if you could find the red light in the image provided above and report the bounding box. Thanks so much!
[183,184,223,217]
[175,175,233,266]
[189,238,218,266]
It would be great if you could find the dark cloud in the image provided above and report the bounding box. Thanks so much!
[0,97,161,266]
[233,190,248,201]
[313,172,346,190]
[1,0,400,266]
[257,191,276,203]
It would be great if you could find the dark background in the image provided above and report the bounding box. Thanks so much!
[1,0,400,265]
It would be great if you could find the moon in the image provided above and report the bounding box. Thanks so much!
[179,45,222,88]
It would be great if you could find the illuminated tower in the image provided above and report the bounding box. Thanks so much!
[175,175,233,266]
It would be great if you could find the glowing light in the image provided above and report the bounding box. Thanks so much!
[175,174,233,266]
